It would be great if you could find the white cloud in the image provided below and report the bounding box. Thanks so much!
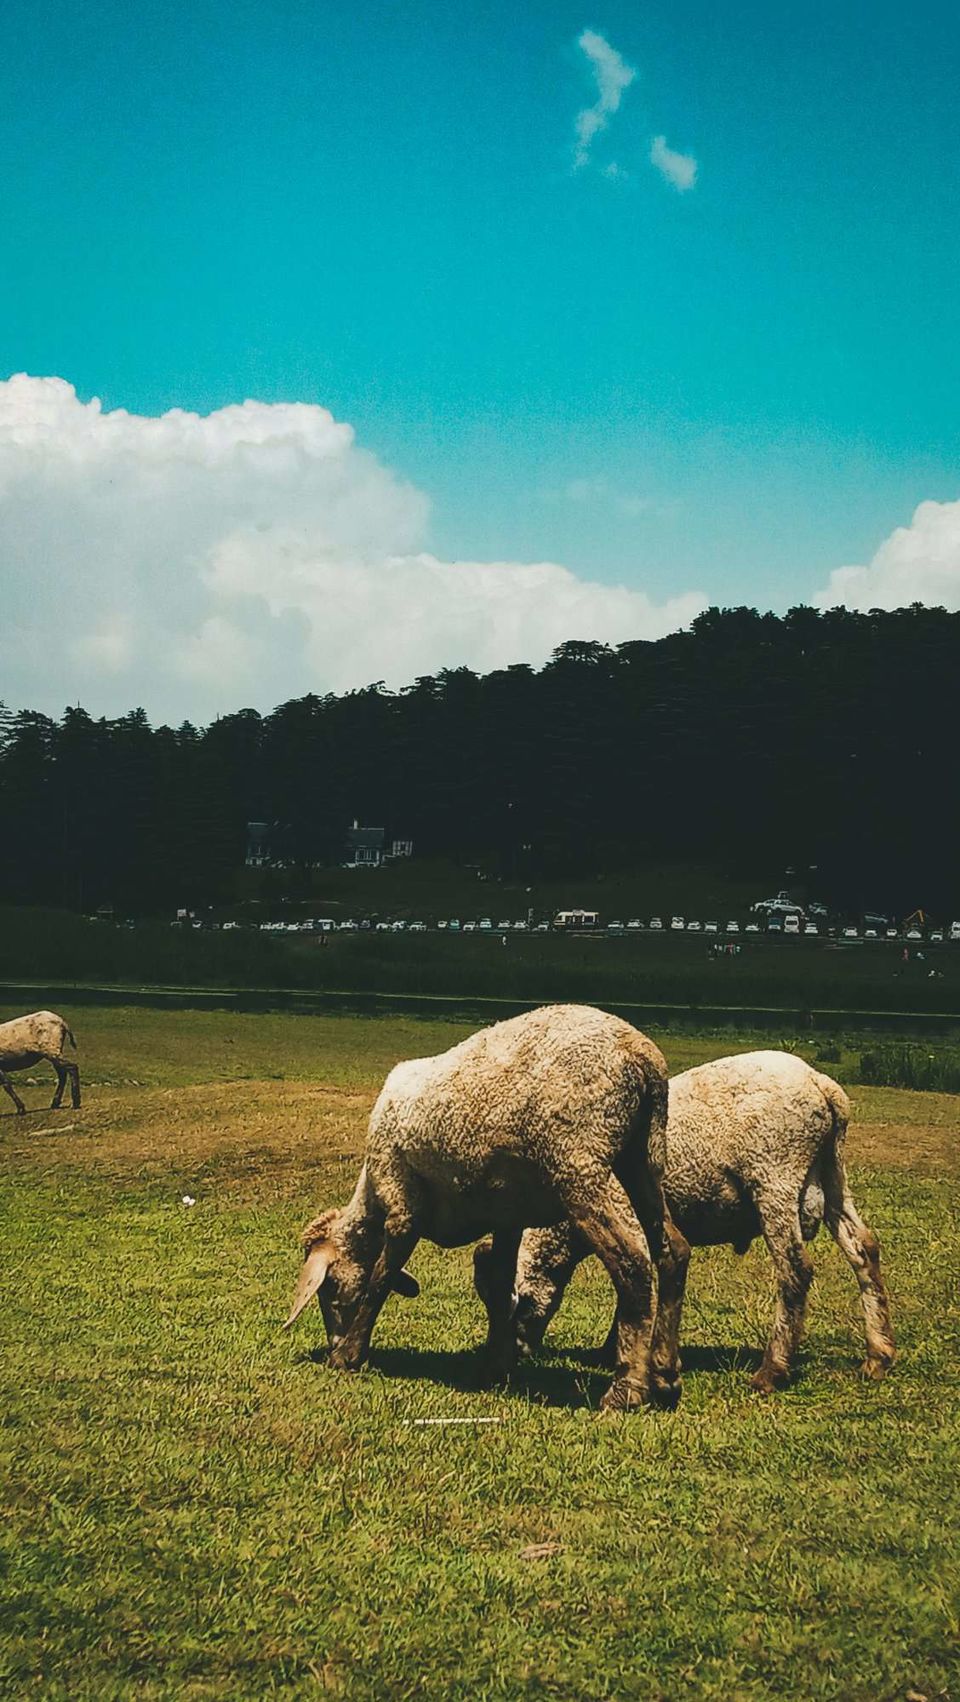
[814,499,960,612]
[649,134,698,191]
[574,30,636,169]
[0,374,706,723]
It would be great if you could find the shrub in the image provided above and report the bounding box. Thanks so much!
[858,1043,960,1093]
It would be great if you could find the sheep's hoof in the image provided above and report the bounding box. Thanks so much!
[328,1347,364,1373]
[599,1375,648,1414]
[481,1352,517,1388]
[750,1365,788,1395]
[650,1370,683,1410]
[861,1352,894,1381]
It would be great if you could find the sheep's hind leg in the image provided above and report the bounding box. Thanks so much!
[629,1162,690,1409]
[478,1228,523,1383]
[568,1173,659,1413]
[0,1070,27,1114]
[49,1053,80,1108]
[752,1194,813,1394]
[329,1221,418,1372]
[65,1059,81,1108]
[50,1059,66,1109]
[823,1171,895,1379]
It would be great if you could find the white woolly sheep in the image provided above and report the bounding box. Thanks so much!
[285,1003,689,1411]
[0,1010,81,1115]
[476,1051,894,1393]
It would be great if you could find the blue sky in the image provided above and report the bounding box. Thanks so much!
[2,0,959,716]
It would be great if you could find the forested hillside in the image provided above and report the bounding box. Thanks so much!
[2,604,957,915]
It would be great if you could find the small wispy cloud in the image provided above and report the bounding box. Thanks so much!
[574,30,636,170]
[650,134,698,192]
[540,477,657,518]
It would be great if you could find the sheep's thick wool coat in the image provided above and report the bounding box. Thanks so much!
[333,1002,669,1249]
[659,1050,847,1248]
[0,1011,75,1070]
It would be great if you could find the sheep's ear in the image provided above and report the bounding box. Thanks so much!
[284,1244,333,1328]
[392,1268,420,1298]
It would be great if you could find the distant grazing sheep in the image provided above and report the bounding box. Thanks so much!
[476,1051,894,1393]
[286,1003,689,1411]
[0,1011,81,1115]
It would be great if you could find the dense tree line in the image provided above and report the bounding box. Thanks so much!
[2,604,958,914]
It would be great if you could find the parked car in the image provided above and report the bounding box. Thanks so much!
[448,918,461,931]
[842,926,858,939]
[950,921,960,942]
[649,916,663,930]
[767,917,783,933]
[479,918,493,931]
[930,929,944,943]
[409,921,427,932]
[885,927,899,939]
[751,892,804,917]
[725,920,740,934]
[784,915,801,935]
[463,920,476,932]
[437,919,448,930]
[627,918,642,931]
[686,920,702,932]
[607,919,625,934]
[745,922,760,933]
[804,923,819,936]
[905,927,923,940]
[670,916,685,931]
[864,928,878,940]
[704,920,718,934]
[513,919,528,931]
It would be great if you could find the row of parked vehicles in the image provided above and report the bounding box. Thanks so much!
[252,913,960,940]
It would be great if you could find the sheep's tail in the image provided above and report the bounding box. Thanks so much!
[800,1073,850,1239]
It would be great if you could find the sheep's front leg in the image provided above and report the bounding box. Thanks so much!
[824,1182,895,1378]
[0,1070,27,1115]
[329,1222,418,1372]
[478,1228,523,1383]
[475,1225,587,1359]
[569,1174,659,1413]
[752,1195,813,1393]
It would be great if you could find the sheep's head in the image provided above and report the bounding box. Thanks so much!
[284,1208,419,1353]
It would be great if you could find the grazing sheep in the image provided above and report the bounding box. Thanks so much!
[475,1051,894,1393]
[0,1010,81,1115]
[286,1003,689,1411]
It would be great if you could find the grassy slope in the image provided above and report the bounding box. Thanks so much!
[1,1011,958,1700]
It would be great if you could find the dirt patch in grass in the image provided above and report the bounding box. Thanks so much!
[0,1081,369,1200]
[3,1074,957,1195]
[850,1118,959,1176]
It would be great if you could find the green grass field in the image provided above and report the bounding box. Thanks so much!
[1,1007,958,1700]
